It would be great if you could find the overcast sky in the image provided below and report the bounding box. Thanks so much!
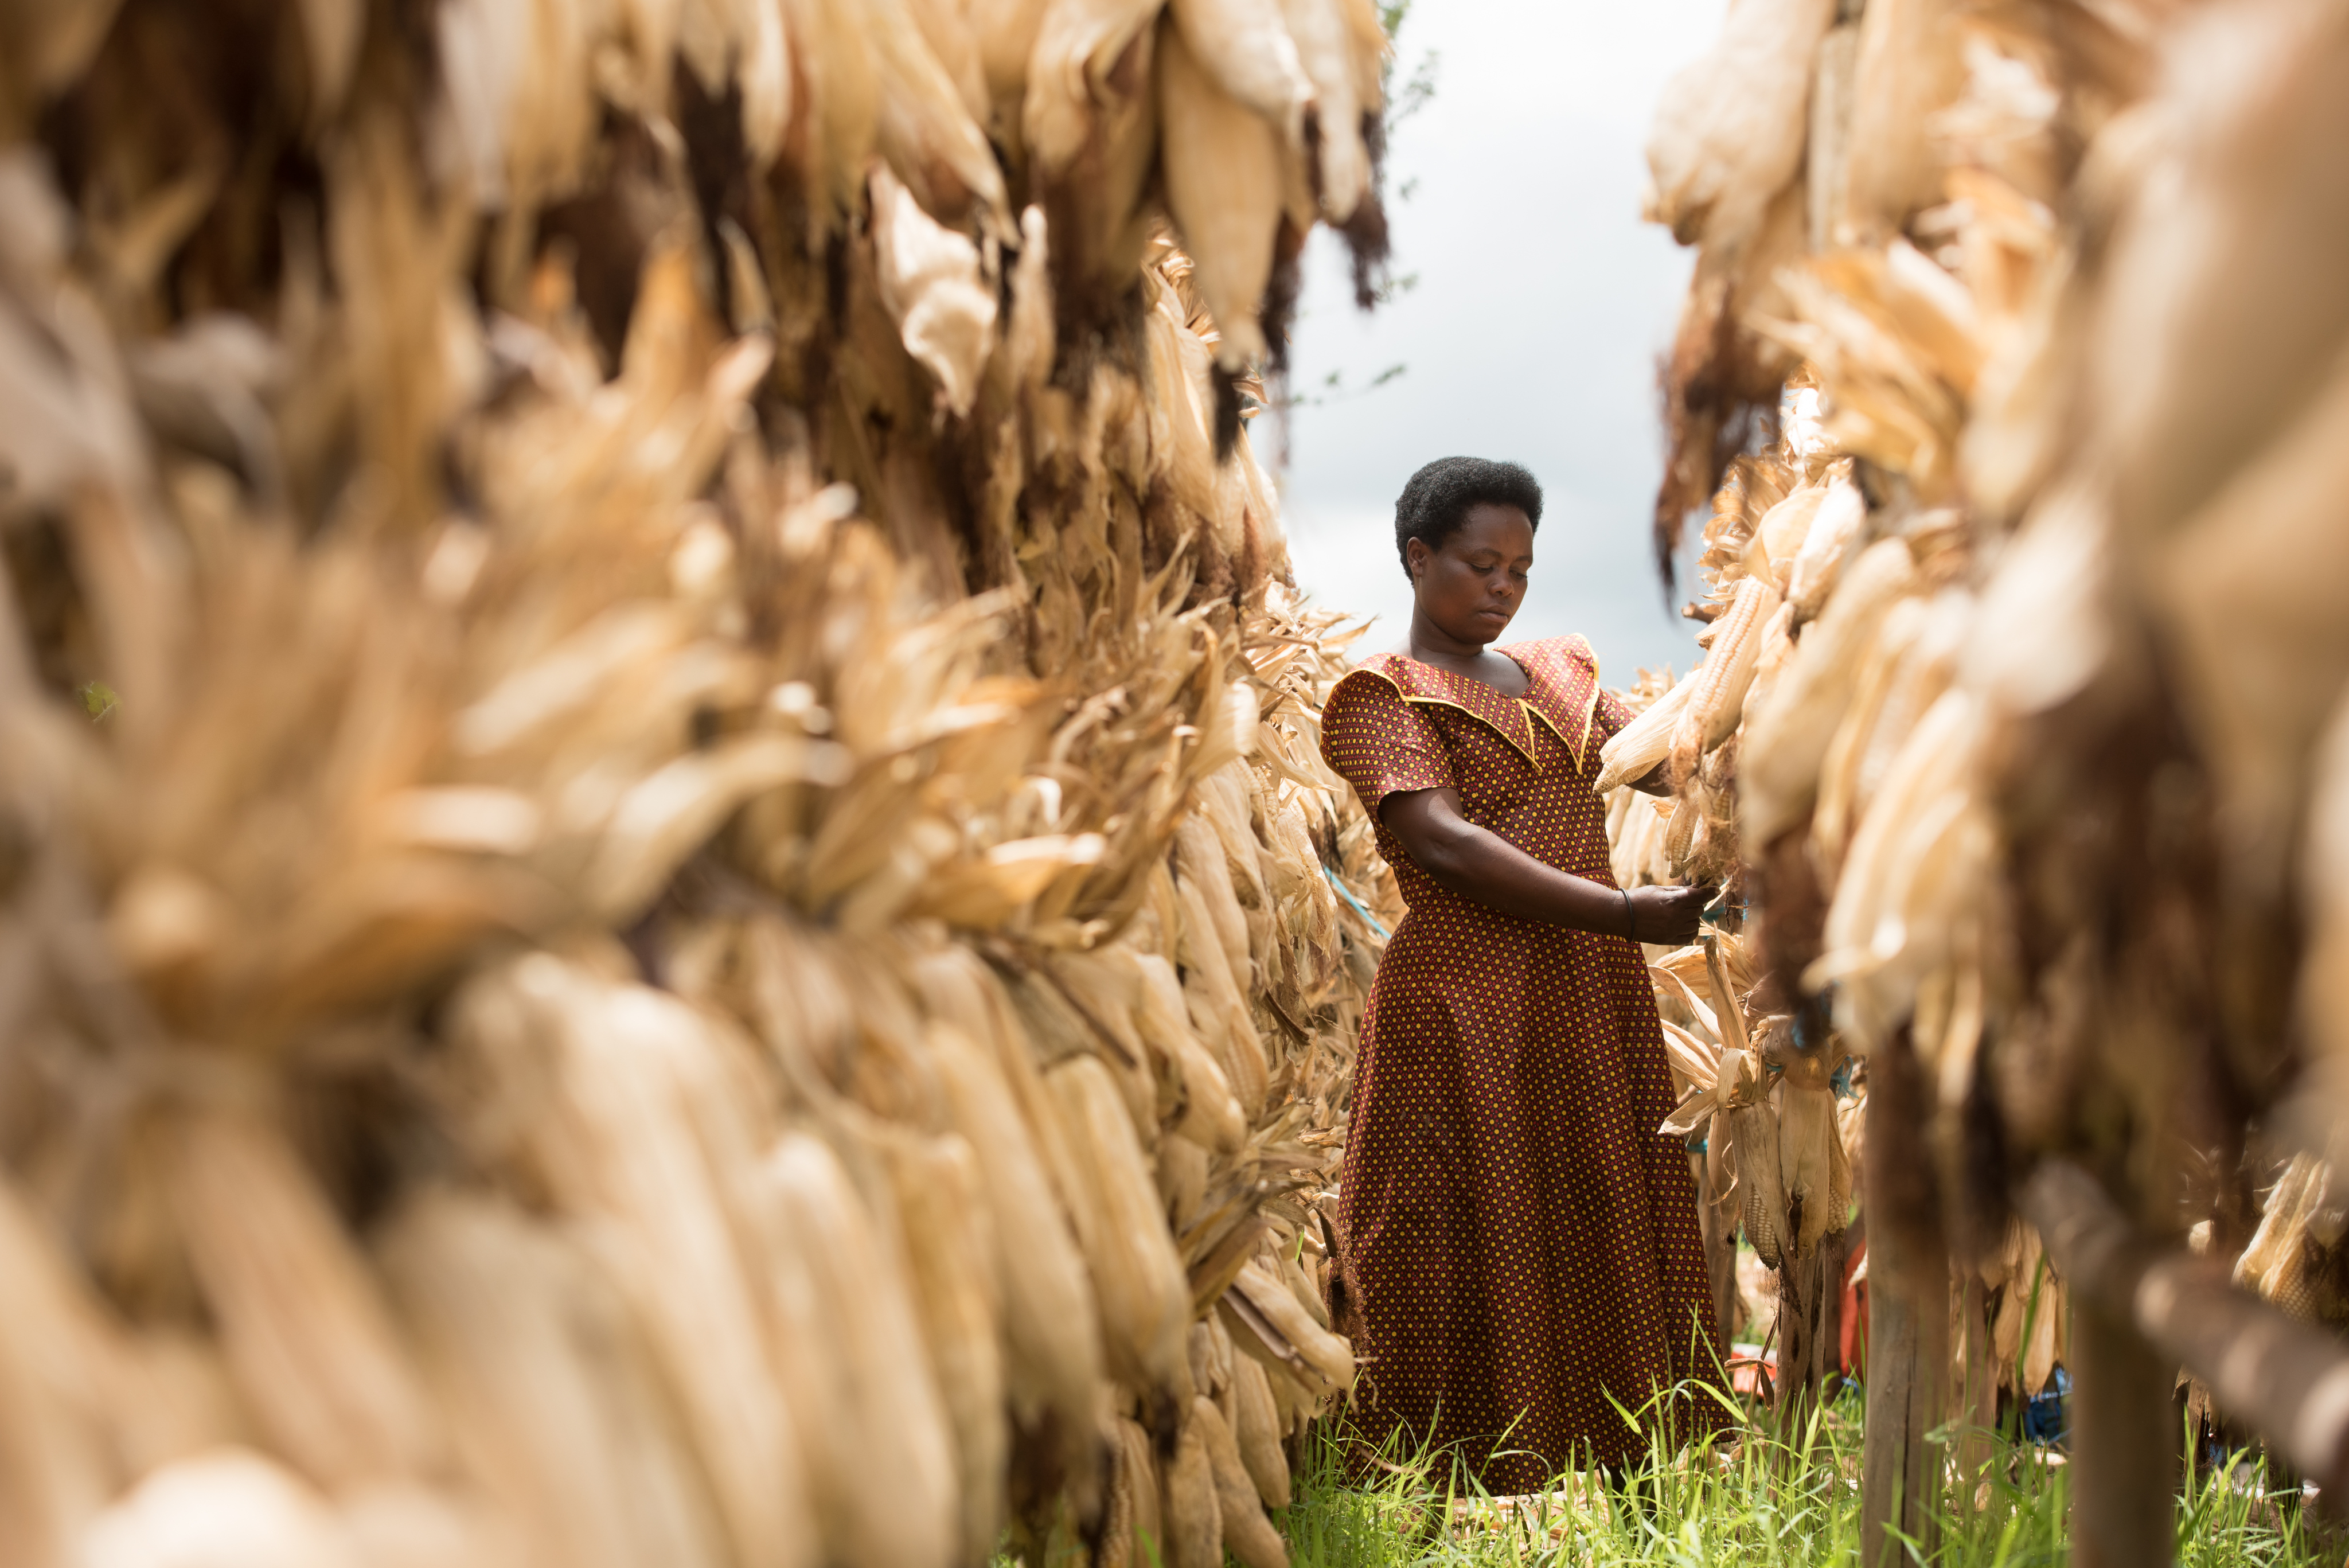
[1274,0,1727,685]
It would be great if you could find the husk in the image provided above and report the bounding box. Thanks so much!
[0,2,1403,1540]
[1630,0,2349,1462]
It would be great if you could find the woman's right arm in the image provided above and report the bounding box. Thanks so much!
[1381,787,1709,943]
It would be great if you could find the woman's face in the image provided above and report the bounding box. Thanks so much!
[1407,503,1535,646]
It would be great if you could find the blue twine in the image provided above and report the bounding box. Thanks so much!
[1322,864,1392,941]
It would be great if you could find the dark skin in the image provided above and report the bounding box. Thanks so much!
[1382,502,1710,946]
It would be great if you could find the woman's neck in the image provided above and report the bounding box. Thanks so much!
[1404,603,1493,664]
[1401,607,1527,694]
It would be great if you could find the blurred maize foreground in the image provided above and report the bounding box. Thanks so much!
[1630,0,2349,1555]
[0,2,1401,1565]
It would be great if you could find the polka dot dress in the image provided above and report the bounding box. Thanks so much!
[1320,635,1724,1486]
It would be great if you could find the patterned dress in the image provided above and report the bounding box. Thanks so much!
[1318,634,1722,1486]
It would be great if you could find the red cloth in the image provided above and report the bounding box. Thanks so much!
[1320,638,1724,1485]
[1841,1237,1869,1378]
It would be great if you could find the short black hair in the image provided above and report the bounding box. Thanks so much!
[1393,457,1543,576]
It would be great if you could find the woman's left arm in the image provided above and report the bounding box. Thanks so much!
[1382,787,1708,942]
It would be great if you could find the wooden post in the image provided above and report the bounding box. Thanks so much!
[1859,1032,1942,1567]
[1860,1246,1946,1565]
[2021,1163,2174,1565]
[2068,1299,2175,1567]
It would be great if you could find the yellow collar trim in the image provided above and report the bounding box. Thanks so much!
[1398,692,1538,766]
[1341,642,1601,773]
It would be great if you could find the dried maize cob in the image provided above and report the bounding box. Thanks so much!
[0,1175,132,1565]
[1278,0,1382,221]
[1194,1396,1287,1568]
[1644,0,1836,253]
[1228,1355,1290,1508]
[169,1105,444,1491]
[1785,474,1868,621]
[1161,1412,1223,1568]
[1047,1056,1197,1417]
[1739,539,1919,848]
[883,1132,1010,1567]
[1112,1415,1162,1568]
[377,1189,728,1568]
[1157,17,1284,367]
[748,1130,959,1568]
[1229,1259,1353,1394]
[1730,1102,1786,1270]
[923,1024,1106,1490]
[1669,574,1782,789]
[445,957,815,1568]
[1777,1082,1841,1257]
[1166,0,1314,140]
[1157,1131,1212,1232]
[1594,674,1693,794]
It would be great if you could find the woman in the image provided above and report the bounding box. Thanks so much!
[1319,456,1721,1489]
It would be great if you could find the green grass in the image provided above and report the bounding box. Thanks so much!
[1278,1388,2341,1567]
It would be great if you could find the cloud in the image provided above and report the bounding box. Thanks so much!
[1274,0,1726,682]
[1281,501,1413,641]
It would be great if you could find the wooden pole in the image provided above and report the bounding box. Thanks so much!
[2067,1297,2175,1567]
[1859,1035,1942,1567]
[1860,1245,1947,1566]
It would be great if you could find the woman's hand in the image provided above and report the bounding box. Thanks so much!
[1627,884,1710,945]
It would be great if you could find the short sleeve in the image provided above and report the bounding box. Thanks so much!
[1591,687,1638,747]
[1319,670,1456,821]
